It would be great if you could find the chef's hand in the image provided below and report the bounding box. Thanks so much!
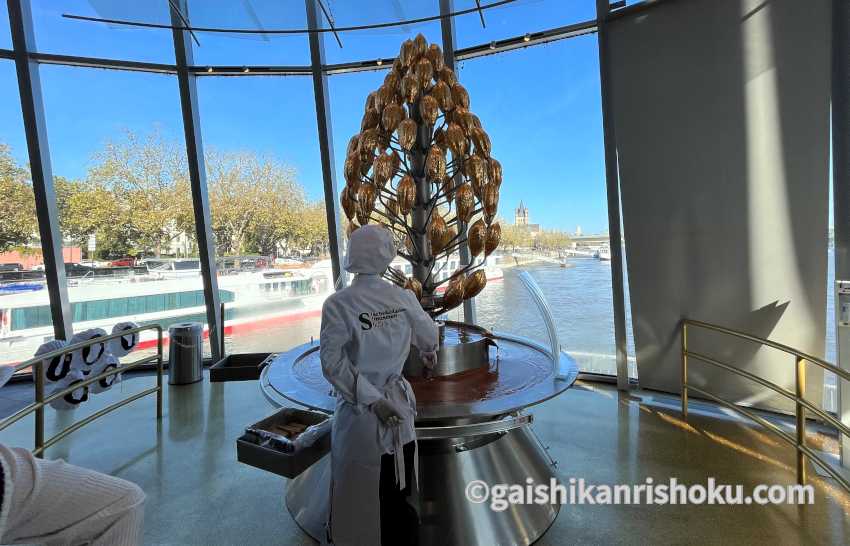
[372,399,404,427]
[421,351,438,370]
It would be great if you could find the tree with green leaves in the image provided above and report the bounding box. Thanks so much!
[0,144,38,253]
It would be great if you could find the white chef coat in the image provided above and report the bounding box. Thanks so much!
[320,267,438,546]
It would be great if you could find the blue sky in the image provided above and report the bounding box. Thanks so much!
[0,0,611,233]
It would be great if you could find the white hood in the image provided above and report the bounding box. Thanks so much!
[343,225,396,274]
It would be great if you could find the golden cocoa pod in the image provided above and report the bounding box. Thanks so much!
[483,183,499,219]
[400,39,417,68]
[425,146,446,183]
[404,277,423,301]
[359,151,374,176]
[378,83,398,110]
[373,153,394,187]
[396,118,417,151]
[384,71,400,93]
[401,73,419,103]
[392,57,403,73]
[485,222,501,256]
[365,91,376,111]
[356,183,377,225]
[451,82,470,110]
[446,122,468,158]
[381,103,405,133]
[346,134,360,157]
[442,277,465,311]
[463,269,487,299]
[465,154,489,199]
[341,186,356,221]
[344,153,359,184]
[359,128,380,154]
[419,94,439,126]
[346,221,360,239]
[434,126,448,150]
[414,33,428,57]
[470,127,491,158]
[468,219,486,257]
[415,57,434,89]
[455,183,475,223]
[404,234,414,254]
[432,80,454,112]
[438,66,457,86]
[361,107,380,132]
[346,176,361,196]
[428,213,447,253]
[426,43,445,72]
[397,175,416,215]
[488,157,502,187]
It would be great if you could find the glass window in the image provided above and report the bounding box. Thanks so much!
[453,0,596,49]
[0,60,50,369]
[456,36,621,375]
[196,75,329,354]
[38,65,211,359]
[29,0,175,63]
[1,3,11,49]
[186,0,311,67]
[321,1,442,65]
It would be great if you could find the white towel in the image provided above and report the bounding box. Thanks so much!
[69,329,108,379]
[32,339,73,385]
[107,322,139,358]
[90,353,121,394]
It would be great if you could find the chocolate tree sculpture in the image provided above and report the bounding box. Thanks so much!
[340,34,503,317]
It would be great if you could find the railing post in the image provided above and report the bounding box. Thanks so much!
[681,321,688,418]
[156,327,163,420]
[795,356,807,485]
[34,360,44,457]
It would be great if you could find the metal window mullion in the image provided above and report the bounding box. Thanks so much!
[595,0,630,389]
[170,0,221,361]
[306,0,344,288]
[6,0,73,341]
[440,0,476,325]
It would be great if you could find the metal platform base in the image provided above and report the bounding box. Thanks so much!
[285,425,559,546]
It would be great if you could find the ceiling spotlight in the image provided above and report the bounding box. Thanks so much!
[377,59,383,66]
[489,41,496,50]
[242,67,250,73]
[523,34,531,42]
[206,66,213,73]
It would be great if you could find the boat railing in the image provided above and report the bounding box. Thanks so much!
[0,324,164,457]
[681,318,850,494]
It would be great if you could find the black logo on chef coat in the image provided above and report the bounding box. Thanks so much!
[359,308,404,331]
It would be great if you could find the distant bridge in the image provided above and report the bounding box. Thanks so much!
[570,234,611,247]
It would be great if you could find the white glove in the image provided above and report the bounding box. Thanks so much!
[372,398,404,427]
[421,351,438,370]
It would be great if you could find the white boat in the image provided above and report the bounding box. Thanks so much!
[596,246,612,261]
[0,256,502,366]
[0,263,333,366]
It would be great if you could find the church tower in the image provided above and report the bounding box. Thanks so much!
[515,201,529,226]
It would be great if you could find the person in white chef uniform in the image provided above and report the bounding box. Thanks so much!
[320,224,439,546]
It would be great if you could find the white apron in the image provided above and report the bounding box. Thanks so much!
[320,274,438,546]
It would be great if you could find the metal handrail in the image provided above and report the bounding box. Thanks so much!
[0,324,164,457]
[681,318,850,494]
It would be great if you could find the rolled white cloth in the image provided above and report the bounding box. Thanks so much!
[89,353,121,394]
[69,329,108,379]
[0,444,145,545]
[32,340,73,385]
[108,322,139,358]
[47,369,89,411]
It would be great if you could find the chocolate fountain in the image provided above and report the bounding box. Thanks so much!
[261,35,578,546]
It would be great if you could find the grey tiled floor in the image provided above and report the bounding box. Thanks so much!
[0,372,848,545]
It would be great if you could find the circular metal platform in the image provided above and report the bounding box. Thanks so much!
[262,332,578,422]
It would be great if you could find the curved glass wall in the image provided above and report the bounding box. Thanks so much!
[0,61,48,368]
[0,0,645,383]
[38,66,208,358]
[196,75,328,354]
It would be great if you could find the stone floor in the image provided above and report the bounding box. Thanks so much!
[0,371,848,545]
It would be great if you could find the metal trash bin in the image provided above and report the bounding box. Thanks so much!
[168,322,203,385]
